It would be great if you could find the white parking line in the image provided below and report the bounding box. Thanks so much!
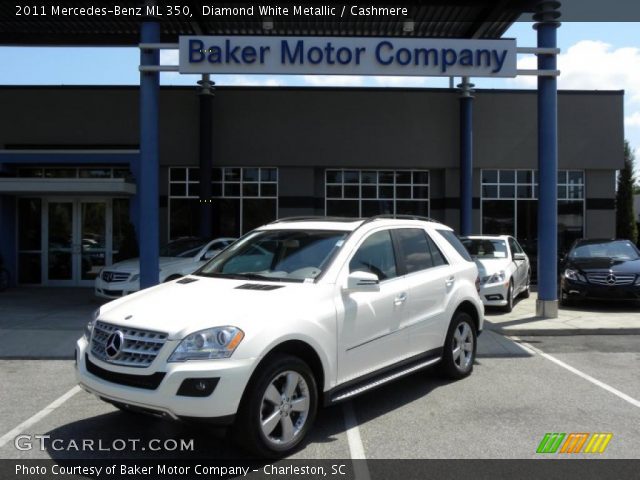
[512,337,640,409]
[342,401,371,480]
[0,386,81,449]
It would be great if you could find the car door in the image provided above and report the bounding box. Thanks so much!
[336,229,409,384]
[393,228,451,356]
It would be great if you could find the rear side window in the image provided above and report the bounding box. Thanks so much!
[395,228,448,274]
[436,229,474,262]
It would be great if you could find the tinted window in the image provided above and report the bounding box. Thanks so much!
[349,230,397,280]
[438,230,474,262]
[508,237,523,255]
[570,240,640,260]
[427,235,448,267]
[396,229,432,274]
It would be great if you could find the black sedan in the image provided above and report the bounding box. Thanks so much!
[561,239,640,305]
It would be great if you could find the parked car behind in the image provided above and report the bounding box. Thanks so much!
[561,238,640,305]
[94,237,236,299]
[460,235,531,312]
[78,216,483,457]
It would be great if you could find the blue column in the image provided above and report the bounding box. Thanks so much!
[458,77,474,236]
[198,75,214,239]
[139,21,160,288]
[534,1,561,318]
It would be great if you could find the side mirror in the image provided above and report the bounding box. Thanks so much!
[203,249,219,260]
[345,271,380,293]
[513,252,526,261]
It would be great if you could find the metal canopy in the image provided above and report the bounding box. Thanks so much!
[0,1,536,46]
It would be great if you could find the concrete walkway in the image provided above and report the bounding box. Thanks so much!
[485,291,640,336]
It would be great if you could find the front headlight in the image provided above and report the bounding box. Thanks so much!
[168,326,244,362]
[84,308,100,340]
[564,268,586,282]
[129,273,139,282]
[483,271,506,285]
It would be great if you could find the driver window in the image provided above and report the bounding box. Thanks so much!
[349,230,397,281]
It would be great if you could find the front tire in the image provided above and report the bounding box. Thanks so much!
[438,311,477,380]
[234,354,318,458]
[502,281,514,312]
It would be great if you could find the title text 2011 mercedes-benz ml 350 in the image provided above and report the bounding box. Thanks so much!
[76,216,484,457]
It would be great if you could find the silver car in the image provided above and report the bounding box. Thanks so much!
[460,235,531,312]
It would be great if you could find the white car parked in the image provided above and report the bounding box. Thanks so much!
[94,237,235,299]
[460,235,531,312]
[77,216,484,457]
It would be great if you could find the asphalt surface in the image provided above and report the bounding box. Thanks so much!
[0,332,638,462]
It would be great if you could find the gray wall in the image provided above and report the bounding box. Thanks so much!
[0,86,624,172]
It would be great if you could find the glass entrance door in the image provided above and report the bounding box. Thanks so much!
[45,199,112,286]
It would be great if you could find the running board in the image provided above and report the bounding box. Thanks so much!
[328,356,441,404]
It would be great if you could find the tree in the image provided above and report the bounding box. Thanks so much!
[616,140,638,243]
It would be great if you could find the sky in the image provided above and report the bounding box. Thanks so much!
[1,21,639,164]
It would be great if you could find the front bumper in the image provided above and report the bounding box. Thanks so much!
[562,278,640,300]
[479,282,509,306]
[75,336,255,420]
[94,278,140,299]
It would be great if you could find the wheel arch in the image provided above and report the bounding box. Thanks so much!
[453,300,481,333]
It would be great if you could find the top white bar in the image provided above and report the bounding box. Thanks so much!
[178,36,518,78]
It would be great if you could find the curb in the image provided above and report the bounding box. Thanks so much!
[486,324,640,336]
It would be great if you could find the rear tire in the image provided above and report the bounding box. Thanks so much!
[521,271,531,299]
[438,311,477,380]
[233,354,318,458]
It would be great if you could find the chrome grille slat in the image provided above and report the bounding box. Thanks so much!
[90,321,168,368]
[586,273,635,286]
[101,271,131,283]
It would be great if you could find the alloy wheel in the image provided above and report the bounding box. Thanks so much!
[259,371,310,447]
[452,321,474,371]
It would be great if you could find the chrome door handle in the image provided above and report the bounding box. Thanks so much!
[394,292,407,306]
[445,276,455,287]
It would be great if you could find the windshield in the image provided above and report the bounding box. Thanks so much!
[159,238,206,258]
[570,240,640,260]
[461,238,508,259]
[196,229,349,283]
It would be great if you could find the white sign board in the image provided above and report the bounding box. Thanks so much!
[178,36,517,77]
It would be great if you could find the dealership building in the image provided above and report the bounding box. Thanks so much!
[0,1,626,316]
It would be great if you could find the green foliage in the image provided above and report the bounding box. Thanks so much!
[616,140,638,243]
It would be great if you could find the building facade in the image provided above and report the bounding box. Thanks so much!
[0,85,624,286]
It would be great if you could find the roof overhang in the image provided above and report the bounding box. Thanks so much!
[0,178,136,195]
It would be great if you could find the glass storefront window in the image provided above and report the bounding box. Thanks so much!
[325,169,430,218]
[168,167,278,239]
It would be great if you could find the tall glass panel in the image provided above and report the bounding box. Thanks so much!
[80,202,106,280]
[17,198,42,284]
[47,202,73,281]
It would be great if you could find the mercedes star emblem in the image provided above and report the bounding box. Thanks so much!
[105,330,124,359]
[606,273,616,285]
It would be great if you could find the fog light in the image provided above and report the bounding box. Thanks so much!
[176,378,219,397]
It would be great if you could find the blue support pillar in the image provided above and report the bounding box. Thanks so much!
[139,21,160,288]
[198,74,214,239]
[458,77,474,236]
[534,1,561,318]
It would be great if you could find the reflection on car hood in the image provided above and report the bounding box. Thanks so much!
[97,276,332,339]
[102,257,194,273]
[567,257,640,273]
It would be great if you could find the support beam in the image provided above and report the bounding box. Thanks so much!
[139,21,160,289]
[458,77,474,236]
[534,1,561,318]
[198,74,214,239]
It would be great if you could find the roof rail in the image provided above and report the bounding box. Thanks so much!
[361,214,440,225]
[269,216,364,224]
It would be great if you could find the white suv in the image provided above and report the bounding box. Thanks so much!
[76,216,483,457]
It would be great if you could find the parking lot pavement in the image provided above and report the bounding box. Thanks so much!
[485,292,640,336]
[1,331,638,461]
[0,288,105,359]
